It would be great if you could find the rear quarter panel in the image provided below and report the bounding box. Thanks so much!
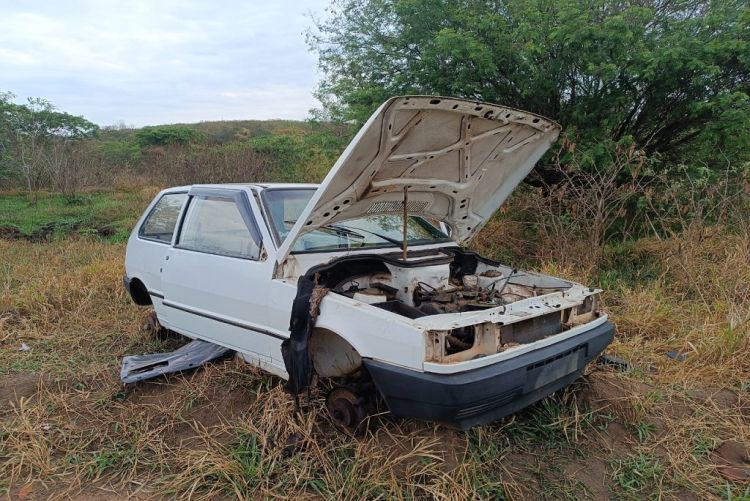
[125,188,188,305]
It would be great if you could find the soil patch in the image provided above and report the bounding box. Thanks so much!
[0,225,23,240]
[7,482,163,501]
[563,453,613,500]
[0,221,116,242]
[0,373,40,410]
[710,441,750,483]
[578,372,652,421]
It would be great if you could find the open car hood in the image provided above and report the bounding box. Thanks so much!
[276,96,561,264]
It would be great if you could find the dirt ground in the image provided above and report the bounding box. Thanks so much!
[1,223,749,499]
[2,351,748,500]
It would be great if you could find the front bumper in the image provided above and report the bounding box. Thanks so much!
[364,320,614,430]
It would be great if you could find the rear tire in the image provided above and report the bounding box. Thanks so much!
[141,310,182,340]
[141,310,161,335]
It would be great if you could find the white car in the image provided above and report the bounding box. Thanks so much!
[124,96,614,431]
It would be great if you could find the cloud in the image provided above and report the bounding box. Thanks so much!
[0,0,330,126]
[0,48,35,65]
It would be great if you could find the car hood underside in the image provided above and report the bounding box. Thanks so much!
[276,96,561,264]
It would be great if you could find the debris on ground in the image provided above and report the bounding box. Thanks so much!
[665,351,687,362]
[282,432,304,458]
[18,342,31,351]
[710,441,750,483]
[120,339,233,384]
[596,353,631,372]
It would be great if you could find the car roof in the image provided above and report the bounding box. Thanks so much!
[163,183,319,193]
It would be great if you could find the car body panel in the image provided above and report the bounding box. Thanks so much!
[276,96,561,264]
[124,186,189,298]
[365,320,614,430]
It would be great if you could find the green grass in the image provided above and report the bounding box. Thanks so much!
[229,432,269,492]
[596,240,663,289]
[725,484,750,501]
[502,394,597,451]
[690,432,716,459]
[612,453,665,499]
[633,421,656,443]
[0,190,150,242]
[4,358,40,374]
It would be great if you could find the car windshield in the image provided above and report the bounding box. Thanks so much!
[263,188,450,252]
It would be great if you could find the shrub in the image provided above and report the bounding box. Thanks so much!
[139,143,273,185]
[135,126,205,147]
[96,140,141,166]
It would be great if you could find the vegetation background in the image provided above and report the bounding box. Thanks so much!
[1,0,748,499]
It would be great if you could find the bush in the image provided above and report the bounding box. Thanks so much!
[139,143,273,185]
[96,140,141,166]
[248,128,349,183]
[249,134,306,181]
[135,126,205,147]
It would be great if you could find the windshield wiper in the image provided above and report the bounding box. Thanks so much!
[321,224,366,240]
[286,219,367,240]
[288,219,405,248]
[328,224,404,247]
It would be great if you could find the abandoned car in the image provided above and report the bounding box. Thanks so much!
[124,96,614,431]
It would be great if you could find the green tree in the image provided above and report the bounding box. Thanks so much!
[0,93,99,193]
[309,0,750,177]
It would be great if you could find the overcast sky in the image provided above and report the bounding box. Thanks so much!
[0,0,331,126]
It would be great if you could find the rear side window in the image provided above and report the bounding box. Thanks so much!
[139,193,187,243]
[178,196,260,260]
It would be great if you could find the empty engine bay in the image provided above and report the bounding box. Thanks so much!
[305,248,598,362]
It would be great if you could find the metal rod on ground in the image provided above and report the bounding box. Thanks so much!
[402,186,408,261]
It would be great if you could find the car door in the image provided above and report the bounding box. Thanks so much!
[160,187,286,368]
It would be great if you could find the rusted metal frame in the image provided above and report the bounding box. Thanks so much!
[402,186,408,260]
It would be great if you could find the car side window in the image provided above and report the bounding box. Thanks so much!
[178,196,261,260]
[139,193,187,243]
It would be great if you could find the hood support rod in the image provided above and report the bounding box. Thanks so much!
[402,186,408,260]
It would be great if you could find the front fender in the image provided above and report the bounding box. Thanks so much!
[312,293,426,372]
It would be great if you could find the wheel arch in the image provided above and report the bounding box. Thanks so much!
[126,277,152,306]
[310,327,363,378]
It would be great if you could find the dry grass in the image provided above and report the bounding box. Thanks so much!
[1,192,749,499]
[606,230,750,386]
